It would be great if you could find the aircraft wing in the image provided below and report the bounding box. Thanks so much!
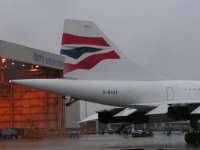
[77,113,98,124]
[146,104,169,115]
[129,100,200,108]
[114,108,137,117]
[78,108,138,124]
[129,100,200,115]
[191,105,200,114]
[77,101,200,124]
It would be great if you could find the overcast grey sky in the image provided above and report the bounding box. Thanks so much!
[1,0,200,80]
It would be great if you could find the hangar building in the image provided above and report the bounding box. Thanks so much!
[0,40,65,135]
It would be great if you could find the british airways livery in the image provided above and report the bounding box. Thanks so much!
[13,19,200,144]
[61,32,120,73]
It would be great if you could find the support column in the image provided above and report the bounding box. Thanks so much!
[131,124,135,133]
[96,120,99,133]
[155,123,158,129]
[10,71,14,128]
[0,70,3,82]
[108,123,111,130]
[85,102,87,118]
[143,123,146,129]
[11,82,14,128]
[45,93,48,133]
[57,96,60,133]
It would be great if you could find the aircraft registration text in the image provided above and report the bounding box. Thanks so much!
[103,90,118,95]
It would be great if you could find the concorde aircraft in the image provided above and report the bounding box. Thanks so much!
[13,19,200,144]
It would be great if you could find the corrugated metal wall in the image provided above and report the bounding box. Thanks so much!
[0,66,65,135]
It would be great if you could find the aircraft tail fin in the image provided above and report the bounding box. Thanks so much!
[61,19,165,81]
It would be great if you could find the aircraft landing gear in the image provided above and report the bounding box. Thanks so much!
[185,119,200,144]
[62,96,78,106]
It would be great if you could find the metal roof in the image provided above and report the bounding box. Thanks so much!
[0,40,64,70]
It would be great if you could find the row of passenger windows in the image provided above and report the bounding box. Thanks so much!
[184,88,200,91]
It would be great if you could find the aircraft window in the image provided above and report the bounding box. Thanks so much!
[185,88,187,91]
[189,88,191,91]
[194,88,196,91]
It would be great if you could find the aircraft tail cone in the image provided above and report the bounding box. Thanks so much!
[12,79,66,95]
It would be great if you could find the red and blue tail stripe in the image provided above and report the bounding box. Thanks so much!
[62,33,110,47]
[61,33,120,73]
[64,51,120,73]
[61,47,103,59]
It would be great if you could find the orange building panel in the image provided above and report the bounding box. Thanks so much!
[0,62,65,135]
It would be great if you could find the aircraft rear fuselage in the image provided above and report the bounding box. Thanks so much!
[13,79,200,107]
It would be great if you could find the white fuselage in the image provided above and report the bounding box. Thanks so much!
[13,79,200,107]
[59,80,200,107]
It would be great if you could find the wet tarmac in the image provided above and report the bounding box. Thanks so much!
[0,132,199,150]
